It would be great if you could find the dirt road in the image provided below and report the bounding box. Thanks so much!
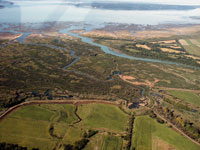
[153,111,200,146]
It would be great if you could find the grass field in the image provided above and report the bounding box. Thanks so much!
[102,135,122,150]
[0,104,81,150]
[10,104,79,124]
[0,103,128,150]
[85,134,122,150]
[167,90,200,106]
[132,116,200,150]
[179,39,200,56]
[77,103,129,133]
[0,117,57,150]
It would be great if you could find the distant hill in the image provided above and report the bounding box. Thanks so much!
[73,2,199,11]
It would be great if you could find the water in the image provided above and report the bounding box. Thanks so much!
[1,0,200,70]
[0,29,79,70]
[0,0,200,25]
[60,27,200,69]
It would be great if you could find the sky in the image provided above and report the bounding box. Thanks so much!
[66,0,200,6]
[11,0,200,6]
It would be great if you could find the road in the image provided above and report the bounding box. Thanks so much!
[157,87,200,93]
[0,98,199,146]
[153,111,200,146]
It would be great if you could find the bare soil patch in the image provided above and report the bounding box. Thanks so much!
[152,136,176,150]
[160,40,176,44]
[190,39,200,46]
[160,48,183,53]
[136,44,151,50]
[179,39,189,46]
[70,29,85,33]
[185,55,200,60]
[119,75,159,87]
[0,32,22,40]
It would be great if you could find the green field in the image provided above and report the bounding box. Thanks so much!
[77,103,129,133]
[102,135,122,150]
[0,104,82,150]
[132,116,200,150]
[10,104,79,124]
[0,103,128,150]
[85,134,122,150]
[182,39,200,56]
[167,90,200,106]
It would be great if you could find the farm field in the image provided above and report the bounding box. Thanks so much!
[0,103,128,150]
[132,116,200,150]
[179,39,200,56]
[0,24,200,150]
[93,37,200,68]
[85,134,123,150]
[167,90,200,106]
[77,103,129,133]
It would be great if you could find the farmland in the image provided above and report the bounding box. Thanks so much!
[0,103,128,150]
[92,37,200,67]
[179,39,200,56]
[132,116,200,150]
[167,90,200,106]
[77,103,129,132]
[0,23,200,150]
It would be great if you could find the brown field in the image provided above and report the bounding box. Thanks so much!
[81,30,118,39]
[24,34,44,42]
[185,55,200,60]
[0,32,22,40]
[44,32,75,40]
[134,30,174,39]
[170,25,200,34]
[70,29,85,33]
[168,45,182,49]
[160,48,183,53]
[160,40,176,44]
[152,136,176,150]
[179,39,189,46]
[190,39,200,46]
[119,75,136,80]
[136,44,151,50]
[82,25,200,40]
[119,75,159,87]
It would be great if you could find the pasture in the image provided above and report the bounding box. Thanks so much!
[179,39,200,56]
[0,103,128,150]
[77,103,129,133]
[0,104,80,150]
[132,116,200,150]
[85,134,122,150]
[167,90,200,106]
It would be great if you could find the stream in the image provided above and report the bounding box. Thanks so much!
[60,27,200,70]
[0,28,79,70]
[0,25,199,70]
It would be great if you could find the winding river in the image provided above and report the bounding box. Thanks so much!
[60,27,200,70]
[0,28,79,70]
[1,25,199,70]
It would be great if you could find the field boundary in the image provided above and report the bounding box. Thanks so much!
[156,87,200,93]
[153,111,200,146]
[0,99,122,122]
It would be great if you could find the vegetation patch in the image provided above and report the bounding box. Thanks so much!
[132,116,200,150]
[102,135,122,150]
[77,103,129,132]
[179,39,200,56]
[167,90,200,106]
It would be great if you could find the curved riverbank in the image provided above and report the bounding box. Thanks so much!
[60,27,200,70]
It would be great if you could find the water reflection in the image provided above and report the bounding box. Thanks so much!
[0,0,199,25]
